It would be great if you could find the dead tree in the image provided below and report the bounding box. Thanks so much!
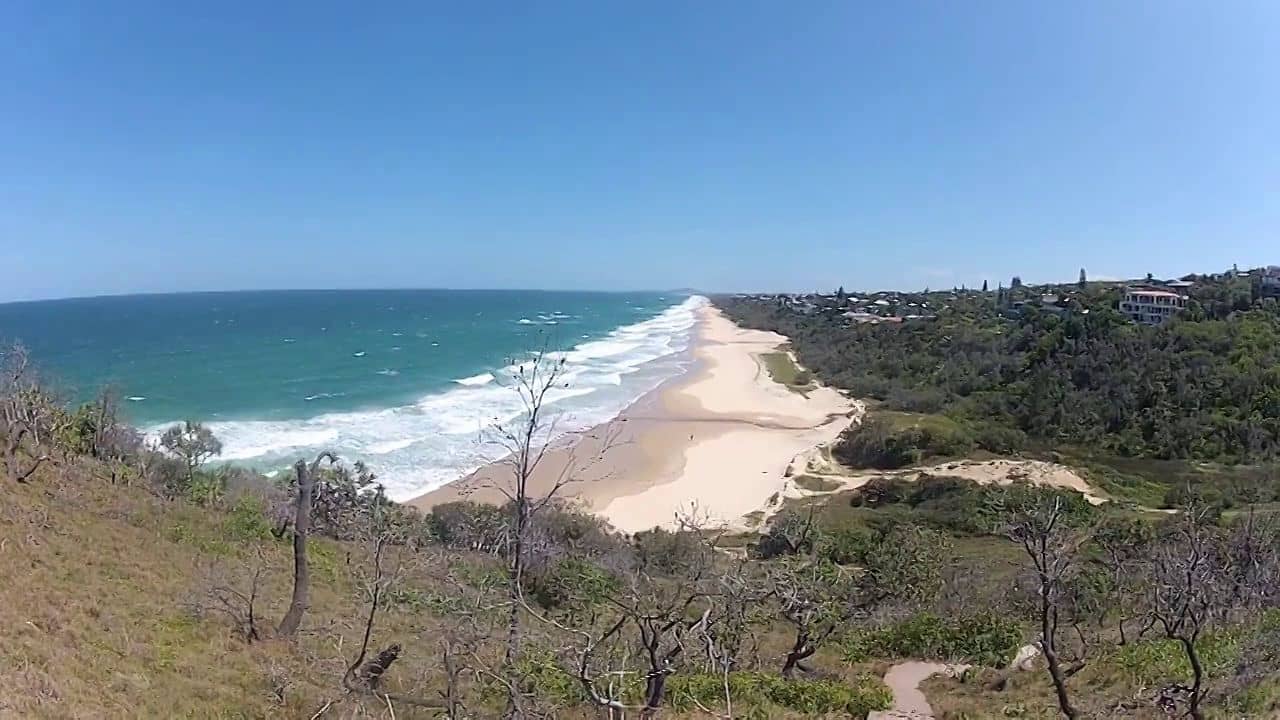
[774,559,848,679]
[196,548,269,643]
[1,344,53,483]
[1092,514,1155,645]
[775,523,946,679]
[277,450,337,638]
[1007,495,1088,720]
[487,348,622,718]
[1148,506,1224,720]
[342,533,450,713]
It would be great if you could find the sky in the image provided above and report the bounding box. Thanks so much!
[2,1,1278,302]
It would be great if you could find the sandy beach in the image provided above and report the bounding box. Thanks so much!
[408,303,860,532]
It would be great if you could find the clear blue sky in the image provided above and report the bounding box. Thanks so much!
[3,1,1277,302]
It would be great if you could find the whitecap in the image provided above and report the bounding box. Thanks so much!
[376,369,400,376]
[148,296,707,501]
[392,332,403,337]
[454,372,494,387]
[353,351,366,357]
[368,438,416,454]
[127,396,147,402]
[517,318,535,325]
[282,338,297,343]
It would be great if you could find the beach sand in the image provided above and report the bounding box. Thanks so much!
[407,304,860,533]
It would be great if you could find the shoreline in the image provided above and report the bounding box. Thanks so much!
[406,303,861,533]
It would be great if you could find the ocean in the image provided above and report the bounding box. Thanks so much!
[0,290,703,499]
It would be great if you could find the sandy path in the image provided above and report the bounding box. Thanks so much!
[868,662,969,720]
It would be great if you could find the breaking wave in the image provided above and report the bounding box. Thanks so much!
[145,296,706,501]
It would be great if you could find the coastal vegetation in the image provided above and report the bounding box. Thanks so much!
[716,274,1280,717]
[716,276,1280,511]
[759,347,815,395]
[4,267,1280,719]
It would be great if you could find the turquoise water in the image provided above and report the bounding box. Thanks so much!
[0,290,702,498]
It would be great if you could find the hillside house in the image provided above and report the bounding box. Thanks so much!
[1120,287,1187,325]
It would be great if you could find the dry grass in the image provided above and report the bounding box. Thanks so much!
[0,464,459,719]
[0,463,890,719]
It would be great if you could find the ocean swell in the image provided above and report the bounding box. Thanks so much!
[146,296,705,501]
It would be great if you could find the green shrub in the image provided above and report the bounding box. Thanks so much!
[526,557,620,613]
[514,658,891,716]
[510,653,597,705]
[426,501,510,553]
[833,415,975,470]
[225,495,273,541]
[850,475,1099,536]
[668,672,890,716]
[185,473,225,507]
[632,527,711,574]
[840,612,1023,667]
[972,422,1027,454]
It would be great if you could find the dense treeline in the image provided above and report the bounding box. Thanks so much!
[717,283,1280,463]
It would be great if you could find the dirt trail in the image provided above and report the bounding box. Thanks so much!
[868,661,969,719]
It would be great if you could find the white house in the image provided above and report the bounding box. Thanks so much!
[1120,287,1187,325]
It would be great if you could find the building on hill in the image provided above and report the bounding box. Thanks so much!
[1120,286,1187,325]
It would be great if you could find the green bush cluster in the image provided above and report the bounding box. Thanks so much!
[668,672,891,716]
[840,612,1023,667]
[525,556,620,613]
[224,494,274,541]
[833,415,974,470]
[850,474,1097,536]
[514,656,891,716]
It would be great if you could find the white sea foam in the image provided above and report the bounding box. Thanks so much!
[127,396,147,402]
[455,372,495,387]
[517,318,535,325]
[145,296,707,501]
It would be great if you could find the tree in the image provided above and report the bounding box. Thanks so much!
[0,344,54,484]
[836,286,846,301]
[1006,494,1088,720]
[982,280,989,292]
[1011,276,1023,288]
[1147,507,1218,720]
[487,349,622,718]
[159,420,222,485]
[773,524,946,679]
[1078,268,1087,288]
[1092,514,1155,645]
[1143,502,1280,719]
[277,451,336,638]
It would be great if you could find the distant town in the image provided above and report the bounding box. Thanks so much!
[734,263,1280,327]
